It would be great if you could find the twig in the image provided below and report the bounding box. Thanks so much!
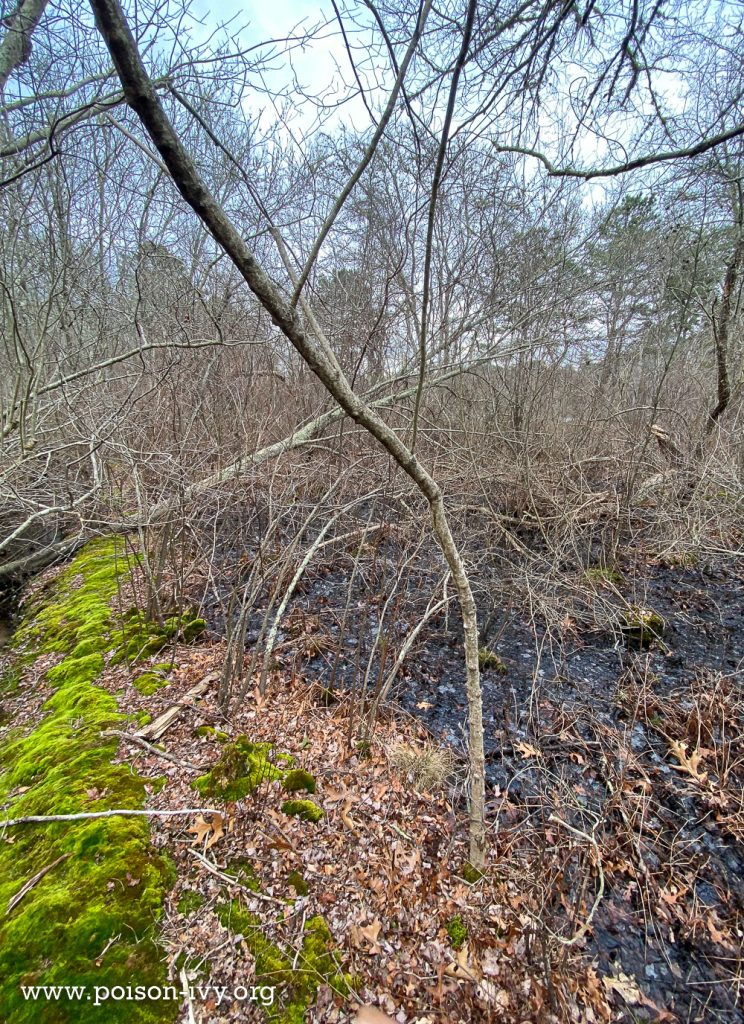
[0,808,222,828]
[187,848,285,905]
[544,815,605,947]
[102,729,204,771]
[292,911,308,971]
[6,853,70,914]
[388,821,415,843]
[180,966,197,1024]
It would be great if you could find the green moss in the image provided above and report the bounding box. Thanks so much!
[70,638,105,658]
[45,653,105,689]
[132,668,171,696]
[621,605,665,647]
[216,902,351,1023]
[461,862,485,885]
[446,914,467,950]
[355,739,372,759]
[0,664,22,696]
[282,769,316,794]
[177,889,205,916]
[181,617,206,643]
[584,566,623,585]
[661,551,698,568]
[478,647,507,673]
[193,725,229,742]
[281,799,323,823]
[0,539,177,1023]
[287,871,309,897]
[194,737,282,802]
[111,610,205,666]
[225,857,261,892]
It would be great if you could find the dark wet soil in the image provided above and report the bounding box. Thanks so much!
[201,513,744,1023]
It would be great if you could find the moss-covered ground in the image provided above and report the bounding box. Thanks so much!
[215,900,353,1024]
[0,540,177,1023]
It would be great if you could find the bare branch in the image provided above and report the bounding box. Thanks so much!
[493,124,744,181]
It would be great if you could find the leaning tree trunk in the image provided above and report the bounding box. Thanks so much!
[88,0,487,867]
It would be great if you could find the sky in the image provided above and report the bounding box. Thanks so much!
[190,0,376,134]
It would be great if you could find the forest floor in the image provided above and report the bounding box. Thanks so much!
[0,533,742,1023]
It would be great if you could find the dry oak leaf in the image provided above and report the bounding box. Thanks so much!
[351,917,383,954]
[444,943,482,983]
[341,798,359,835]
[602,971,642,1004]
[602,971,674,1019]
[706,912,731,944]
[514,741,540,759]
[187,813,224,850]
[668,739,708,782]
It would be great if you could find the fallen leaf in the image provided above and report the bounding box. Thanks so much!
[668,739,708,782]
[187,813,224,849]
[206,812,224,850]
[341,798,358,835]
[515,741,540,759]
[445,943,482,982]
[602,971,643,1003]
[351,917,383,953]
[602,970,673,1018]
[707,912,731,944]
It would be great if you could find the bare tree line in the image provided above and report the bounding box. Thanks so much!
[1,0,743,863]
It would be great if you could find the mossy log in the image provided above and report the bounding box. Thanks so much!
[0,540,177,1023]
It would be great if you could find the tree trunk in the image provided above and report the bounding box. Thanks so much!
[707,221,743,432]
[88,0,487,866]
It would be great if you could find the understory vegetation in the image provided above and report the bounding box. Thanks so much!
[0,0,743,1021]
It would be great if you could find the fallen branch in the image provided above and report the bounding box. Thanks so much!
[6,853,70,914]
[187,848,285,905]
[136,673,217,741]
[544,814,605,947]
[0,807,223,829]
[102,728,204,771]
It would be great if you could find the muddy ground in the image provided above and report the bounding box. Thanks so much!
[198,508,744,1023]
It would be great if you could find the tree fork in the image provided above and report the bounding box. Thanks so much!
[88,0,487,865]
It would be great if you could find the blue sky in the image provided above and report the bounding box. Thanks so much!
[190,0,375,133]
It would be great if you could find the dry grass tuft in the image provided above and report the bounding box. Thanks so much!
[389,741,458,791]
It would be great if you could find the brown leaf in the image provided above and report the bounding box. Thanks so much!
[341,798,358,835]
[602,970,643,1004]
[706,912,731,944]
[602,970,673,1018]
[515,741,540,759]
[444,943,482,982]
[187,813,224,849]
[668,739,708,782]
[206,811,224,850]
[351,917,383,954]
